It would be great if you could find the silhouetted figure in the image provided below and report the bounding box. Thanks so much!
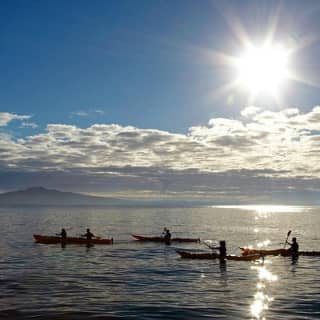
[218,240,227,260]
[82,228,95,241]
[163,228,171,245]
[212,240,227,261]
[287,237,299,257]
[57,228,67,239]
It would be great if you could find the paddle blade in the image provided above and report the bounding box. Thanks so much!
[283,230,292,248]
[202,240,218,250]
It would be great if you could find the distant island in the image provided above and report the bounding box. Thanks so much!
[0,187,212,207]
[0,187,131,207]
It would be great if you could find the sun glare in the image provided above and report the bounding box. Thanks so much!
[235,44,290,97]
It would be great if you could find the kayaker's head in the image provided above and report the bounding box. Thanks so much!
[87,228,90,232]
[220,240,226,247]
[292,237,297,243]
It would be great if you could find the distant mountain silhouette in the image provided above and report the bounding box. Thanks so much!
[0,186,220,207]
[0,187,130,206]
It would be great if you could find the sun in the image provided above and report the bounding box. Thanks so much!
[203,13,317,105]
[235,43,290,97]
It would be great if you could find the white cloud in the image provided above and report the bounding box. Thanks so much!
[0,112,31,127]
[20,122,38,129]
[2,106,320,183]
[241,106,261,118]
[71,111,89,117]
[70,109,105,117]
[94,109,105,115]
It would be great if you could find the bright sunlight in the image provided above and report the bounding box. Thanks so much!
[235,43,290,97]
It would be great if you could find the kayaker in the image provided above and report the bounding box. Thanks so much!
[218,240,227,259]
[163,228,171,245]
[211,240,227,260]
[82,228,95,241]
[57,228,67,239]
[287,237,299,256]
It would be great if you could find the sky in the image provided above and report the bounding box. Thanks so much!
[2,0,320,203]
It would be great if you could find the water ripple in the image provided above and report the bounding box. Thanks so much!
[1,206,320,319]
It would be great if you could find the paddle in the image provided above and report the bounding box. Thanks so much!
[283,230,292,248]
[202,240,218,251]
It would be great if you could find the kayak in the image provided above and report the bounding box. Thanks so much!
[240,247,287,256]
[240,247,320,257]
[132,234,200,243]
[176,250,262,261]
[33,234,114,245]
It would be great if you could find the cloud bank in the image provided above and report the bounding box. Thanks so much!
[1,108,320,202]
[0,112,31,127]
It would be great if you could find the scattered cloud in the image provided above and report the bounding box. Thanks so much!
[0,112,31,127]
[70,109,105,118]
[93,109,105,115]
[20,122,38,129]
[70,111,89,117]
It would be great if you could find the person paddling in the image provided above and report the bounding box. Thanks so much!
[286,237,299,257]
[82,228,95,241]
[210,240,227,260]
[217,240,227,260]
[163,228,171,245]
[57,228,67,239]
[207,240,227,261]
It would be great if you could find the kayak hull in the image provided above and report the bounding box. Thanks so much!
[240,247,320,257]
[33,234,113,245]
[176,250,261,261]
[177,250,219,259]
[132,234,200,243]
[241,248,287,256]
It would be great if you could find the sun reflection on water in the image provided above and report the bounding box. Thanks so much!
[243,240,272,251]
[214,205,307,214]
[257,240,271,248]
[250,263,278,319]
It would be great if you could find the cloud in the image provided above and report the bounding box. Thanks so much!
[2,106,320,176]
[70,109,105,117]
[20,122,38,129]
[93,109,105,115]
[0,112,31,127]
[71,111,89,117]
[2,106,320,199]
[241,106,261,118]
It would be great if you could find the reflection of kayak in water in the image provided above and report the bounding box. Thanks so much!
[240,247,320,256]
[131,234,200,243]
[176,250,262,261]
[33,234,114,245]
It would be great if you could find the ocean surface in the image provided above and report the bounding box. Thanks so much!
[1,205,320,319]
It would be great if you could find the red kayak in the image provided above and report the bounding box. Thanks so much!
[33,234,114,245]
[240,247,320,257]
[176,250,262,261]
[241,247,287,256]
[132,234,200,243]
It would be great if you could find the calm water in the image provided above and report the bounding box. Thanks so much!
[1,205,320,319]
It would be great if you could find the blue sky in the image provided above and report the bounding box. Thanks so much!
[2,0,320,203]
